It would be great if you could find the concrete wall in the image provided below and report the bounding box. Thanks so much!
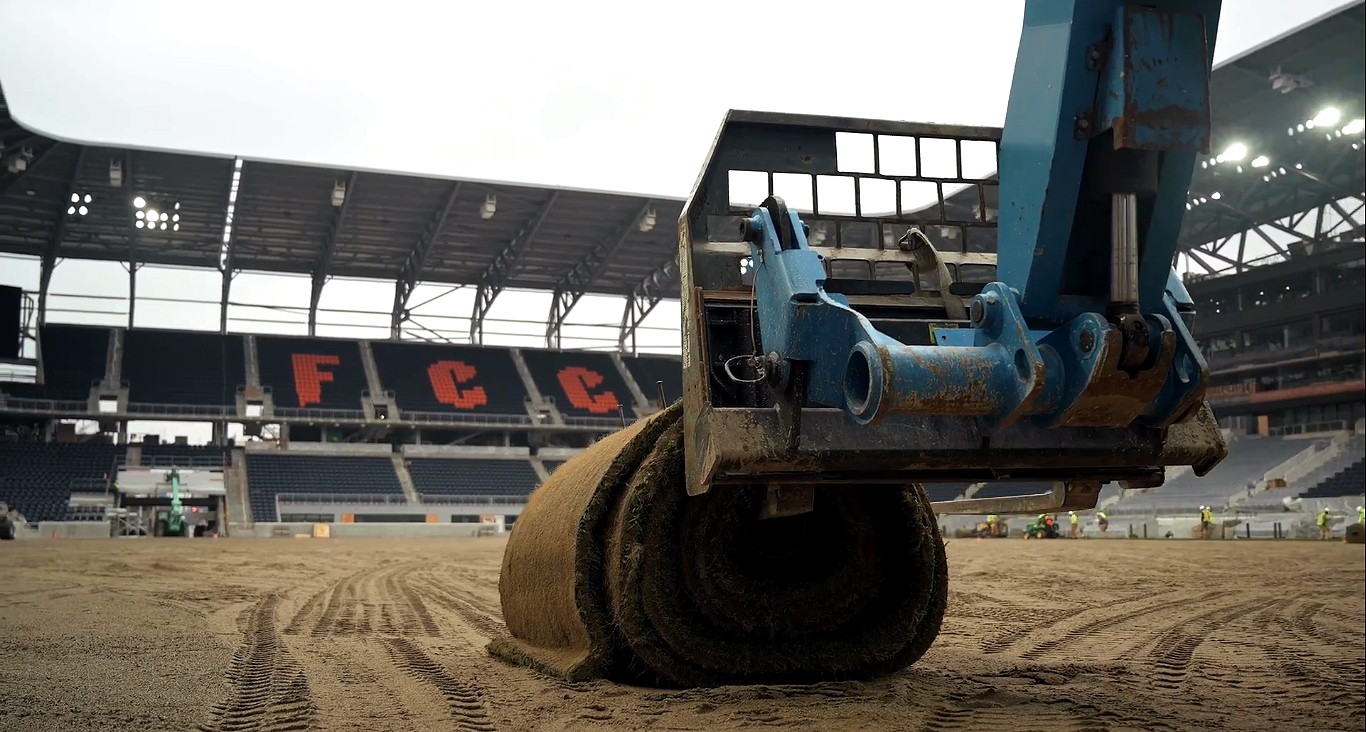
[35,521,113,539]
[274,501,526,519]
[247,522,505,539]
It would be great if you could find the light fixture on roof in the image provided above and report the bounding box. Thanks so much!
[1268,67,1311,94]
[133,196,146,209]
[1313,107,1341,128]
[70,193,80,203]
[480,194,497,220]
[331,180,346,207]
[1210,191,1222,200]
[1343,118,1365,135]
[638,208,657,232]
[1216,142,1247,163]
[1251,155,1270,168]
[109,160,122,187]
[135,220,145,229]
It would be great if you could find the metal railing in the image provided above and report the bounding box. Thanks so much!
[417,494,527,506]
[400,410,533,426]
[276,493,410,505]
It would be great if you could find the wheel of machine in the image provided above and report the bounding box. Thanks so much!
[1346,523,1364,545]
[493,403,949,687]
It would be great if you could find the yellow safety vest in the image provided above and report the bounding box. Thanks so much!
[987,514,998,524]
[1069,514,1078,525]
[1317,512,1328,527]
[1358,507,1364,524]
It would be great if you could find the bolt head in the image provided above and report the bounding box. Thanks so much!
[969,299,985,325]
[1079,328,1095,353]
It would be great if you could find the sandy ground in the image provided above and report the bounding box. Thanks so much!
[0,537,1361,732]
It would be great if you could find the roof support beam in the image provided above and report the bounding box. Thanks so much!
[36,146,87,327]
[618,254,678,354]
[391,182,462,338]
[309,171,358,336]
[545,199,652,348]
[469,191,559,344]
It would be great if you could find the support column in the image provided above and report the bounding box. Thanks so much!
[37,255,55,327]
[127,261,138,330]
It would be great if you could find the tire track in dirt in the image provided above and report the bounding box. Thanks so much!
[1145,596,1282,691]
[1003,590,1224,659]
[382,637,498,732]
[410,576,504,638]
[392,567,440,637]
[197,594,318,732]
[305,567,373,637]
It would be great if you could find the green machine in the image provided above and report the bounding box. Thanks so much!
[152,468,189,538]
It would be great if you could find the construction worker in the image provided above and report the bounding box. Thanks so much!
[1096,511,1109,534]
[1316,509,1332,541]
[1198,506,1213,539]
[986,514,1000,537]
[1358,505,1364,526]
[1068,510,1080,538]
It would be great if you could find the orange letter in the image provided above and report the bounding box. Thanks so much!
[427,360,489,410]
[556,366,620,415]
[292,353,340,407]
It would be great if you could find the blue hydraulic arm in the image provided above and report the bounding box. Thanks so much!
[742,0,1220,434]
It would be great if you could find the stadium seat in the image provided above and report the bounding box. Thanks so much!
[0,443,123,522]
[520,349,632,419]
[25,324,111,401]
[1109,436,1315,514]
[123,329,245,405]
[623,355,682,406]
[244,453,404,522]
[1300,458,1366,499]
[256,336,368,411]
[921,483,970,503]
[370,341,528,416]
[409,458,540,498]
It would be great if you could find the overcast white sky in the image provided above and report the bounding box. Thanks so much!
[0,0,1354,437]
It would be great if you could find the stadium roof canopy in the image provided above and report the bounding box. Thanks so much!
[1,2,1363,334]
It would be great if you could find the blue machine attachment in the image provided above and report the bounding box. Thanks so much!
[739,0,1220,441]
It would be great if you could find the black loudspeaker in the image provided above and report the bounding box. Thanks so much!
[0,285,20,360]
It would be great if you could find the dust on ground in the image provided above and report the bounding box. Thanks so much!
[0,537,1361,731]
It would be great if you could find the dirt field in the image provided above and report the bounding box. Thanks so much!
[0,537,1361,732]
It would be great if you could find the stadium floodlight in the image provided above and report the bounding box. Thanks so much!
[172,213,179,222]
[331,181,346,207]
[1344,119,1365,135]
[1210,191,1222,200]
[83,194,92,204]
[135,211,144,220]
[67,206,76,215]
[173,223,180,232]
[481,195,497,220]
[109,160,122,187]
[70,193,79,203]
[1216,142,1247,164]
[1313,107,1341,128]
[135,220,145,229]
[160,212,168,222]
[639,209,657,232]
[78,205,88,216]
[133,196,146,209]
[1251,155,1270,168]
[147,209,158,221]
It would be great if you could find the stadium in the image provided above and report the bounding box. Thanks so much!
[1,2,1363,730]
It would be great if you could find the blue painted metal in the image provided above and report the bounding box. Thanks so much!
[742,0,1223,432]
[997,0,1220,320]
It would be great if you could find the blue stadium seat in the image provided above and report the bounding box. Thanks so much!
[409,458,539,498]
[0,442,123,521]
[32,324,110,401]
[123,329,245,405]
[371,341,528,415]
[921,483,968,502]
[257,336,367,411]
[520,349,632,419]
[624,355,681,406]
[1301,458,1366,499]
[244,453,403,522]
